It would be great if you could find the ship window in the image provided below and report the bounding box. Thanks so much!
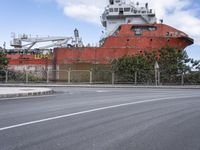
[124,8,131,12]
[166,32,170,37]
[114,8,118,12]
[135,29,142,36]
[133,9,137,13]
[132,26,157,35]
[119,8,123,11]
[109,8,114,12]
[119,8,124,15]
[148,27,157,31]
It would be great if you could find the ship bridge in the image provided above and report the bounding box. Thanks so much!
[101,0,157,36]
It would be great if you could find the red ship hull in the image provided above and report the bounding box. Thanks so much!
[7,24,193,73]
[54,24,193,65]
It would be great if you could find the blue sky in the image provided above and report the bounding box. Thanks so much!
[0,0,199,60]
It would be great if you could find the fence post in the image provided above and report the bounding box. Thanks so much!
[155,69,158,86]
[181,72,184,85]
[46,69,49,83]
[68,68,71,84]
[5,70,8,83]
[154,61,159,86]
[112,71,115,85]
[90,69,93,84]
[134,72,137,85]
[26,71,28,83]
[158,70,160,85]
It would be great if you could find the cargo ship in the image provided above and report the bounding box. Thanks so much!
[4,0,194,81]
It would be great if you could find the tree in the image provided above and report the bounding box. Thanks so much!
[112,51,156,84]
[157,47,190,83]
[0,51,8,70]
[112,47,200,85]
[0,51,8,81]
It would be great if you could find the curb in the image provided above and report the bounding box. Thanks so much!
[0,89,54,99]
[0,84,200,89]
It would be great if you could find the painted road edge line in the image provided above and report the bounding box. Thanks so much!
[0,96,194,131]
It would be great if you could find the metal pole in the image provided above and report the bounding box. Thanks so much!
[154,61,159,86]
[155,69,158,86]
[5,70,8,83]
[158,70,160,85]
[134,72,137,85]
[46,69,49,83]
[112,71,115,85]
[90,69,93,84]
[26,71,28,83]
[68,68,71,84]
[181,72,184,86]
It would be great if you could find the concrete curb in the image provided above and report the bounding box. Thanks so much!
[0,84,200,89]
[0,88,54,99]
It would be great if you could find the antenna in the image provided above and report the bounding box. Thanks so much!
[3,42,6,49]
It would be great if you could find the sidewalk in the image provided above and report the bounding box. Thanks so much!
[0,87,54,98]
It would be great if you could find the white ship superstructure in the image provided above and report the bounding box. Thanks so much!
[101,0,157,35]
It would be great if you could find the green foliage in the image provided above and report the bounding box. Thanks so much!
[112,52,156,83]
[0,51,8,70]
[8,71,45,82]
[112,47,200,85]
[185,71,200,84]
[158,48,189,83]
[0,51,8,81]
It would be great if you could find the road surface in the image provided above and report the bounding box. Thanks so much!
[0,87,200,150]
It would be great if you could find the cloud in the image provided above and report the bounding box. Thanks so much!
[56,0,106,24]
[144,0,200,44]
[52,0,200,45]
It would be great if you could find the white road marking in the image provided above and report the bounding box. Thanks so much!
[0,94,55,101]
[0,96,196,131]
[96,90,107,93]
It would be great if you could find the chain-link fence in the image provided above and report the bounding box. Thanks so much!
[0,69,199,85]
[0,70,7,83]
[114,69,200,85]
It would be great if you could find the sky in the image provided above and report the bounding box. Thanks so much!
[0,0,200,60]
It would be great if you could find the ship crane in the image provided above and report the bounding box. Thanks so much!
[10,28,84,51]
[10,33,73,50]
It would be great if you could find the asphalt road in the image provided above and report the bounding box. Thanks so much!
[0,87,200,150]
